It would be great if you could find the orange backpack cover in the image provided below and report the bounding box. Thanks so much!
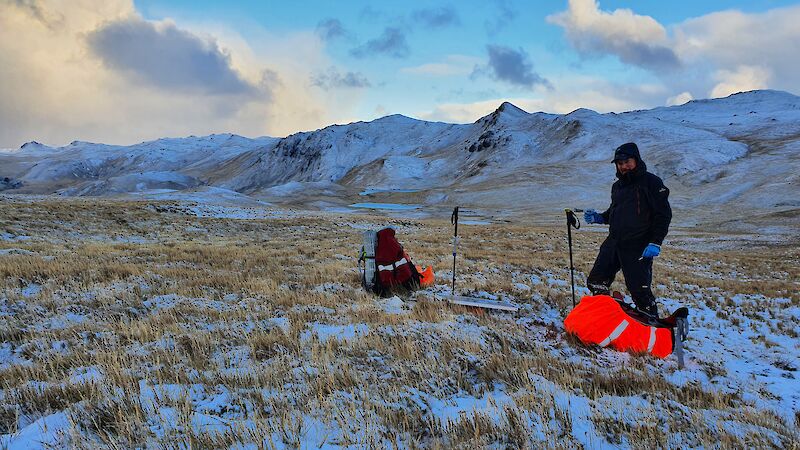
[564,295,674,358]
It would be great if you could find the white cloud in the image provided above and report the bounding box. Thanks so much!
[419,100,501,123]
[549,1,800,98]
[546,0,679,70]
[710,66,770,98]
[673,7,800,94]
[666,91,693,106]
[673,8,800,68]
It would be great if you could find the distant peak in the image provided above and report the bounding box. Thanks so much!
[370,113,420,125]
[566,107,600,117]
[476,101,530,126]
[496,101,528,116]
[663,89,800,112]
[725,89,797,99]
[20,141,44,149]
[381,113,414,120]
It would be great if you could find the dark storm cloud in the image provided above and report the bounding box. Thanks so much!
[483,45,551,89]
[87,17,261,95]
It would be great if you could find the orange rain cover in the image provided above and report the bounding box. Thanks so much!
[416,265,435,287]
[564,295,673,358]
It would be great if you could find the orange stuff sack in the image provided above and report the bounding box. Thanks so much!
[564,295,674,358]
[416,265,435,287]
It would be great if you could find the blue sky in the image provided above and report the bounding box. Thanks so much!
[2,0,799,147]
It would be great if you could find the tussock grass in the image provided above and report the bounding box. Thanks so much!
[0,196,798,447]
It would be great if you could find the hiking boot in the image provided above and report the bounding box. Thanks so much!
[639,302,659,319]
[588,282,610,296]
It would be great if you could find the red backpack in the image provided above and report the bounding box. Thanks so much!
[361,228,421,296]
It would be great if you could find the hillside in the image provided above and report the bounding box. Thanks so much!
[1,90,798,232]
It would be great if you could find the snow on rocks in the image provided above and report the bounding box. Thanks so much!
[379,296,409,315]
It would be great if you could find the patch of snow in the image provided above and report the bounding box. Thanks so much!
[360,187,421,195]
[0,233,32,242]
[267,317,290,332]
[68,366,103,384]
[143,294,182,310]
[301,323,369,343]
[0,343,29,369]
[0,411,71,450]
[21,283,42,298]
[0,248,34,255]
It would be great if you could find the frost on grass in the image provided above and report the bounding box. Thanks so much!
[0,197,798,448]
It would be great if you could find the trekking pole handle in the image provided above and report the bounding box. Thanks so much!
[451,206,459,236]
[565,208,579,308]
[565,208,581,230]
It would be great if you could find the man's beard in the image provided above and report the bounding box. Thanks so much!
[617,168,635,181]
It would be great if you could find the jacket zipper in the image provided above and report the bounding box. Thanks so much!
[636,187,641,216]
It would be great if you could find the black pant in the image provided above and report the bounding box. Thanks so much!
[587,237,657,313]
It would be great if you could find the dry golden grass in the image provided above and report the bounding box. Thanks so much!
[0,196,798,448]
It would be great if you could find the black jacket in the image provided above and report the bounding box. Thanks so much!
[600,158,671,246]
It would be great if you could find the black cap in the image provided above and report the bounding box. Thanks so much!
[611,142,640,162]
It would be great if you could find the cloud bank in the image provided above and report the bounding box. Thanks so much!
[548,0,800,99]
[87,17,262,95]
[547,0,680,71]
[0,0,359,148]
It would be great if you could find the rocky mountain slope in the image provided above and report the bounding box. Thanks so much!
[2,90,798,229]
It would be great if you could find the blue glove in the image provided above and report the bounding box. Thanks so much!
[642,243,661,258]
[584,209,605,224]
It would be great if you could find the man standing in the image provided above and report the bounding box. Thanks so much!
[583,142,672,317]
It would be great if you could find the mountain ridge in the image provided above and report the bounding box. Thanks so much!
[2,90,798,228]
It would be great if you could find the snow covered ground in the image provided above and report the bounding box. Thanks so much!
[0,197,797,448]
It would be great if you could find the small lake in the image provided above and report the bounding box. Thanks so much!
[349,203,421,210]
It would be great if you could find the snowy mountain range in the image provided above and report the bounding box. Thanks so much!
[2,90,799,229]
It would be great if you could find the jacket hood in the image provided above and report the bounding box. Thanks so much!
[611,142,641,163]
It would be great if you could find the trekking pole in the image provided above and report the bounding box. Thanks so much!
[565,209,582,308]
[451,206,459,295]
